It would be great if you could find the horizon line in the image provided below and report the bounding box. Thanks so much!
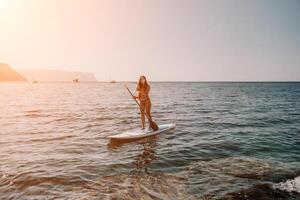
[1,80,300,83]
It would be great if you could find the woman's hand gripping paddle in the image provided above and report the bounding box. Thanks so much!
[124,85,159,131]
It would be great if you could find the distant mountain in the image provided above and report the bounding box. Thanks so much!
[17,69,97,82]
[0,63,26,81]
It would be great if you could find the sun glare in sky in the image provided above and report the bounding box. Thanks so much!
[0,0,300,81]
[0,0,13,15]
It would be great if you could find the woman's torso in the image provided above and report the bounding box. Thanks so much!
[138,86,150,102]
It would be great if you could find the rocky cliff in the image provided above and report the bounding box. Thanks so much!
[0,63,26,81]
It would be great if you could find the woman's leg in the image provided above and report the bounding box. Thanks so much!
[145,100,152,129]
[140,101,146,129]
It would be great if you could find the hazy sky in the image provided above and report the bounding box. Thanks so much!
[1,0,300,81]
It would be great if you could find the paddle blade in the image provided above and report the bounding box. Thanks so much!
[150,121,159,131]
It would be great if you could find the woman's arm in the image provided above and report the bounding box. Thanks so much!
[134,91,140,99]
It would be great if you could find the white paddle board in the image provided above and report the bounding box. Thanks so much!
[108,123,176,139]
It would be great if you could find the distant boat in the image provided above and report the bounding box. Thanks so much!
[32,80,38,83]
[109,80,116,83]
[73,78,79,83]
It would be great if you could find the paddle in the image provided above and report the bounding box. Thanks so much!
[124,85,159,131]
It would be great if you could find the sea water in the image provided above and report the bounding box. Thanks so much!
[0,82,299,199]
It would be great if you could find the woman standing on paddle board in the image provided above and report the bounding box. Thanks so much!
[134,76,152,130]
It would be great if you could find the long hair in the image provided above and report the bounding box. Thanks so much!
[136,75,150,92]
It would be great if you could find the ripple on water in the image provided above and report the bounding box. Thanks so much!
[0,171,195,200]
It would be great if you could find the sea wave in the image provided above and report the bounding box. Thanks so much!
[185,157,300,199]
[273,176,300,193]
